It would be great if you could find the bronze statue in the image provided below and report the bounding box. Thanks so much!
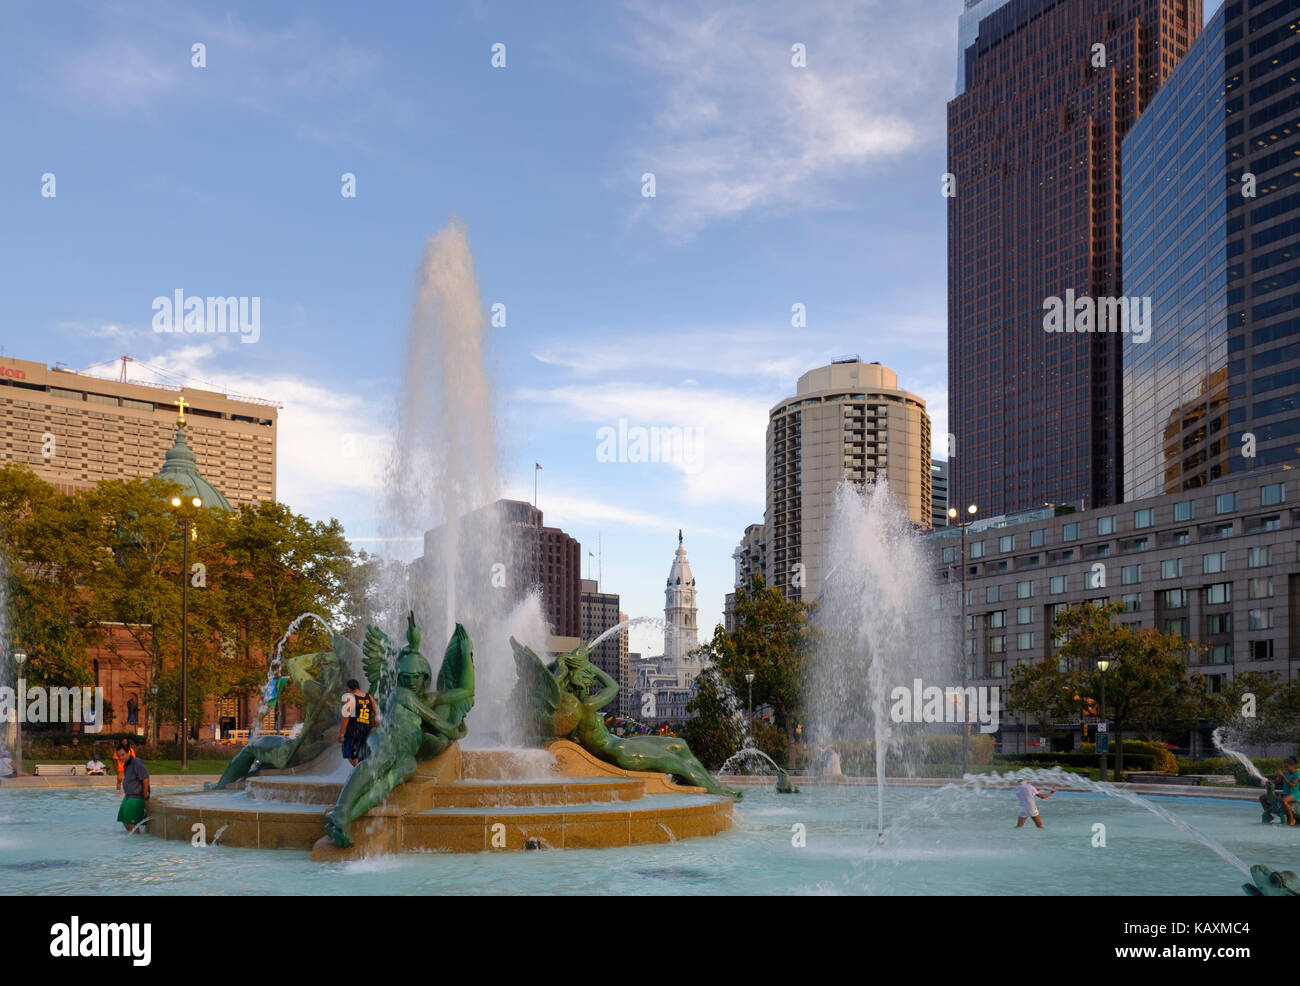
[208,636,355,790]
[324,615,475,848]
[511,638,740,800]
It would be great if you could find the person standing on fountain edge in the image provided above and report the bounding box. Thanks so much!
[1014,779,1054,828]
[116,748,150,833]
[339,678,378,766]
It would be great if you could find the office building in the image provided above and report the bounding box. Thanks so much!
[766,359,932,602]
[724,522,766,633]
[932,459,950,528]
[580,579,629,716]
[948,0,1201,517]
[0,355,276,503]
[1123,0,1300,499]
[927,466,1298,754]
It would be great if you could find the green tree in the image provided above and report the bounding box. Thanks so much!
[682,667,746,768]
[1050,602,1207,773]
[696,576,815,755]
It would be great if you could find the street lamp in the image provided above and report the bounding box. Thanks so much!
[947,503,977,773]
[169,495,202,771]
[1097,658,1111,782]
[744,670,755,720]
[12,652,25,775]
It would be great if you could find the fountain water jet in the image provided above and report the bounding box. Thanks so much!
[1212,725,1268,785]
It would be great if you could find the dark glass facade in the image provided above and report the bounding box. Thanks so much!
[948,0,1200,517]
[1123,0,1300,497]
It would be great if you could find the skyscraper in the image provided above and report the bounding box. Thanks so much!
[766,359,932,602]
[948,0,1201,517]
[581,579,628,716]
[1123,0,1300,498]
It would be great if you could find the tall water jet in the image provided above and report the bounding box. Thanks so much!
[808,481,946,837]
[377,219,549,743]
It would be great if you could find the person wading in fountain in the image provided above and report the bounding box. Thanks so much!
[116,749,150,833]
[1014,779,1054,828]
[339,679,378,767]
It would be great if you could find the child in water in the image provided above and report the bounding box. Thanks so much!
[1015,779,1054,828]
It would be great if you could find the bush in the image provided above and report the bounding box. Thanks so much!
[1079,740,1177,773]
[24,732,237,763]
[993,751,1157,771]
[811,733,995,776]
[1176,756,1282,785]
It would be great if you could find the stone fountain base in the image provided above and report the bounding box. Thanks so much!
[145,740,733,858]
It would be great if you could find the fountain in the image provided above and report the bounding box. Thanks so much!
[809,481,938,837]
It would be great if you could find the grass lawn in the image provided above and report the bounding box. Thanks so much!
[23,759,233,775]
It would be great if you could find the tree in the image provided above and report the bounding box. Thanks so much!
[696,576,815,755]
[682,667,746,768]
[1049,602,1207,773]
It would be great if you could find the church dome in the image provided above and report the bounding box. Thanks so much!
[156,424,232,511]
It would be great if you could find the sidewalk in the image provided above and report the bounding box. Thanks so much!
[714,774,1264,801]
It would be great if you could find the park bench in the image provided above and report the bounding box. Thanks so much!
[34,764,80,776]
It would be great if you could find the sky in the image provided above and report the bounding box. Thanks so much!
[2,0,979,657]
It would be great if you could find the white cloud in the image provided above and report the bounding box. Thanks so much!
[621,0,956,235]
[517,382,768,509]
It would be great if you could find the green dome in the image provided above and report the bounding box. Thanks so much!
[156,424,232,511]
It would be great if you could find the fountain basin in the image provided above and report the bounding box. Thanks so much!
[145,740,733,858]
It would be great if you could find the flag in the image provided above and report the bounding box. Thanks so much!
[535,463,542,470]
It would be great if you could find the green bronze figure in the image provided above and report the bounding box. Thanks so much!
[510,638,740,800]
[208,635,356,790]
[1242,863,1300,896]
[324,614,474,848]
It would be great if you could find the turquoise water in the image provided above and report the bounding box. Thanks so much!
[1,785,1295,895]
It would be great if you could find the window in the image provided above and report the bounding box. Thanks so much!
[1248,608,1274,630]
[1216,492,1238,514]
[942,546,956,563]
[1248,546,1272,568]
[1161,559,1182,578]
[1063,522,1080,541]
[970,541,985,558]
[1030,528,1046,547]
[1160,529,1191,547]
[1205,582,1232,605]
[1247,514,1281,533]
[987,560,1009,574]
[1174,500,1195,521]
[1084,543,1112,559]
[1249,577,1274,599]
[1120,536,1150,553]
[1163,588,1188,608]
[1208,644,1232,665]
[1165,618,1188,637]
[989,635,1005,653]
[986,585,1001,603]
[1261,482,1285,506]
[1017,580,1033,599]
[989,660,1006,677]
[1097,516,1116,536]
[999,535,1015,553]
[1134,508,1154,529]
[989,610,1006,628]
[1017,606,1033,625]
[1203,552,1226,574]
[1206,613,1231,635]
[1249,640,1274,661]
[1085,567,1104,590]
[1122,592,1141,612]
[1122,565,1141,584]
[1017,632,1034,650]
[1050,576,1067,594]
[1201,522,1234,540]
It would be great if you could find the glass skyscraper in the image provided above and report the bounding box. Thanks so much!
[1122,0,1300,498]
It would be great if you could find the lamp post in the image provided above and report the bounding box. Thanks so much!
[745,670,755,721]
[170,495,202,771]
[1097,659,1111,782]
[948,503,977,774]
[12,651,25,775]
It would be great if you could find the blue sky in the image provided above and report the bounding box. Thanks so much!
[1,0,973,656]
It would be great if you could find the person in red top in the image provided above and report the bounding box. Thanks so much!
[113,739,136,792]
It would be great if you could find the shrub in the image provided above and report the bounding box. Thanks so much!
[993,751,1157,771]
[1079,740,1177,773]
[1176,756,1282,785]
